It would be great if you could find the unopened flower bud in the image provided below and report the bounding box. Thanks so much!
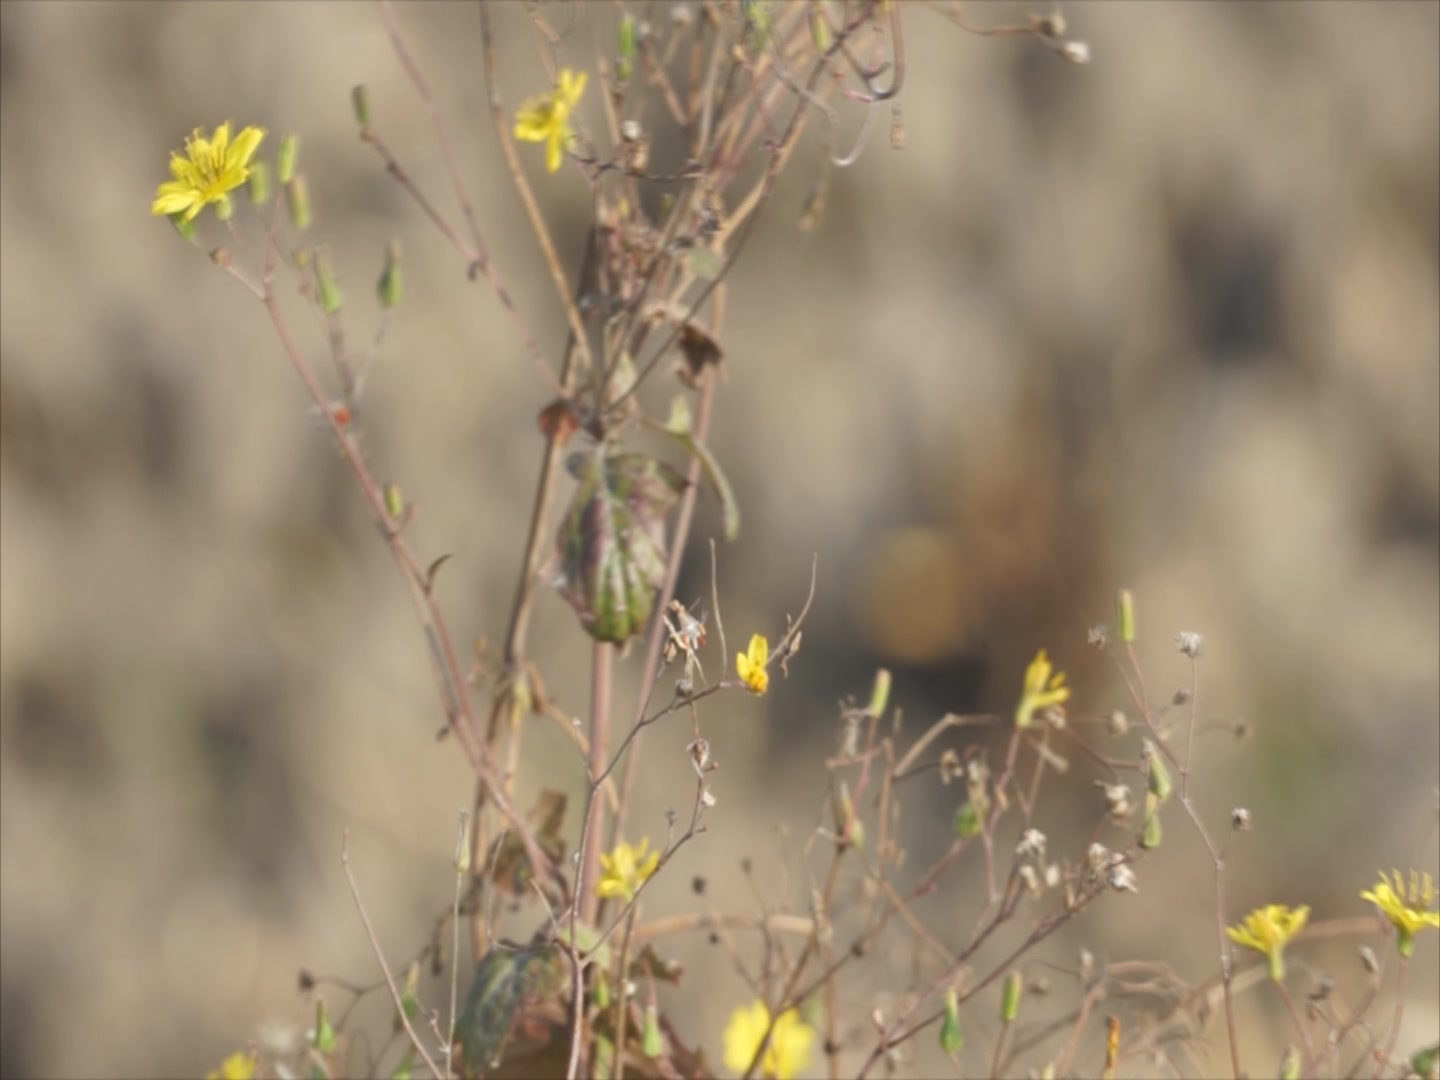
[247,160,272,205]
[285,175,312,231]
[277,134,300,184]
[867,668,892,718]
[642,1003,663,1058]
[1001,970,1023,1024]
[939,988,964,1055]
[351,84,371,128]
[1140,792,1163,850]
[1116,589,1136,644]
[377,238,403,309]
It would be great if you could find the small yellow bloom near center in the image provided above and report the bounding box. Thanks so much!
[1361,869,1440,958]
[1015,648,1069,729]
[736,634,769,695]
[596,837,660,904]
[206,1051,257,1080]
[723,1000,815,1080]
[152,122,266,222]
[513,68,587,173]
[1226,903,1309,982]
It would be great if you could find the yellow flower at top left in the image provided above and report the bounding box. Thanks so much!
[152,122,266,222]
[514,69,587,173]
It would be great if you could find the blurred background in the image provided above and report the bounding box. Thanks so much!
[1,2,1436,1076]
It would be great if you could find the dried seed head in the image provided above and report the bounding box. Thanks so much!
[1231,807,1252,831]
[1176,631,1204,658]
[1108,709,1129,737]
[1017,828,1047,860]
[1060,40,1091,64]
[1359,945,1379,974]
[1029,10,1066,38]
[1108,862,1138,893]
[1088,624,1110,648]
[1098,781,1134,821]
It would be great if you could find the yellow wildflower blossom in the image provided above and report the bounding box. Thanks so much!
[513,68,587,173]
[596,837,660,904]
[152,122,266,222]
[206,1051,257,1080]
[736,634,769,695]
[1226,903,1309,982]
[1361,869,1440,957]
[1015,648,1069,729]
[722,1000,815,1080]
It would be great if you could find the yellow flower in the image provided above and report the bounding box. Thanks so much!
[152,122,266,222]
[1015,649,1069,729]
[206,1051,257,1080]
[722,1000,815,1080]
[1361,869,1440,958]
[736,634,769,695]
[513,68,587,173]
[596,837,660,904]
[1226,903,1309,982]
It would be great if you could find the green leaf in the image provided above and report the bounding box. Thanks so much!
[455,942,565,1073]
[660,399,740,541]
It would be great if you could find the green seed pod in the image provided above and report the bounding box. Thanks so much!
[1140,791,1163,850]
[954,801,982,838]
[313,999,337,1052]
[939,989,963,1055]
[1116,589,1136,644]
[384,483,404,521]
[377,239,404,309]
[617,15,636,82]
[642,1004,664,1058]
[1000,970,1023,1024]
[867,668,892,718]
[556,446,686,643]
[352,84,371,128]
[247,160,272,206]
[315,249,343,314]
[277,134,300,184]
[286,174,312,231]
[1146,742,1173,803]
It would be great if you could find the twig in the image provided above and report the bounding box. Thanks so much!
[341,830,445,1080]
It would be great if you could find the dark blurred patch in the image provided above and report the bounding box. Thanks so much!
[198,672,311,916]
[0,975,39,1080]
[108,314,188,495]
[5,665,113,788]
[1006,38,1074,136]
[1168,187,1289,365]
[0,335,188,511]
[1372,466,1440,549]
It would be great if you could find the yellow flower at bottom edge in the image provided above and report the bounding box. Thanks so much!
[152,122,266,222]
[737,634,769,695]
[1226,903,1309,982]
[1361,869,1440,957]
[1015,648,1069,729]
[206,1051,257,1080]
[596,836,660,904]
[723,1000,815,1080]
[513,68,587,173]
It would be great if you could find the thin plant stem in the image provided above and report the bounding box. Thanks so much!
[341,830,445,1080]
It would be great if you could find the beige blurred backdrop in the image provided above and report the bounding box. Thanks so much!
[1,2,1437,1077]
